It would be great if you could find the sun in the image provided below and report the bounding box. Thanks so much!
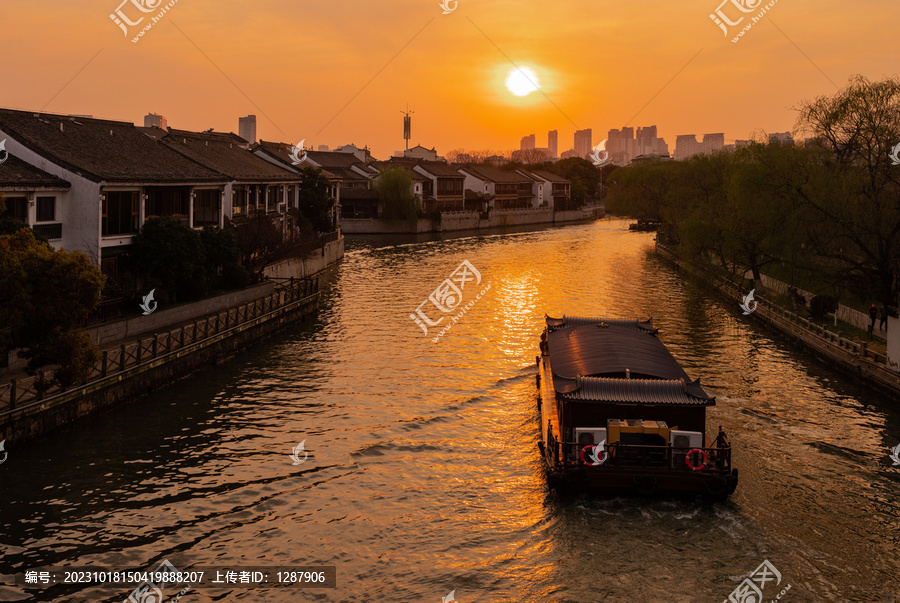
[506,67,540,97]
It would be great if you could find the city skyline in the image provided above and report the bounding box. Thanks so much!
[1,1,893,159]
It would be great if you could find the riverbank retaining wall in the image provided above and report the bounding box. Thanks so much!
[0,282,319,446]
[656,244,900,399]
[757,274,878,336]
[264,236,344,280]
[340,206,603,234]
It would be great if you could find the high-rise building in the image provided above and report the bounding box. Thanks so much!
[239,115,257,143]
[675,133,725,160]
[318,144,330,152]
[607,126,668,163]
[548,130,558,158]
[574,129,592,159]
[144,113,167,130]
[521,134,536,150]
[769,132,794,145]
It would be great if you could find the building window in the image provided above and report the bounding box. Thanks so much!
[437,179,462,196]
[232,186,247,215]
[36,196,56,222]
[193,189,220,227]
[145,187,189,221]
[102,191,139,236]
[1,197,28,222]
[266,186,284,212]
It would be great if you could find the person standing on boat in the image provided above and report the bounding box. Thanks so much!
[869,303,878,336]
[714,426,730,470]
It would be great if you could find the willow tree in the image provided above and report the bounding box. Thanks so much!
[795,75,900,307]
[374,166,419,221]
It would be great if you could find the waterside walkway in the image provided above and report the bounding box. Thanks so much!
[656,243,900,400]
[0,278,319,444]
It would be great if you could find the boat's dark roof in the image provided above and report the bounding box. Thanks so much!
[545,317,713,404]
[561,376,713,405]
[545,315,658,334]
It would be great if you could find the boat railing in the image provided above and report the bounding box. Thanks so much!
[554,442,732,473]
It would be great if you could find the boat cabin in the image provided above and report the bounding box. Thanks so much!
[537,315,738,498]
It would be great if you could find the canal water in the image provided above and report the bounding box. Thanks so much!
[2,219,899,602]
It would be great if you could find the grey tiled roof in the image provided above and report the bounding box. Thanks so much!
[414,161,465,178]
[562,377,712,405]
[530,169,569,183]
[459,164,530,183]
[0,154,70,188]
[163,130,298,182]
[253,141,340,180]
[0,108,226,184]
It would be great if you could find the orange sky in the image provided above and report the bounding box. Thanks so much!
[1,0,896,159]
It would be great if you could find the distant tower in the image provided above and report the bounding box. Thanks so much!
[402,105,414,151]
[239,115,257,143]
[574,128,593,159]
[144,112,167,130]
[548,130,558,158]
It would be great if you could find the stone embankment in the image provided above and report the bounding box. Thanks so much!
[0,278,320,445]
[656,243,900,399]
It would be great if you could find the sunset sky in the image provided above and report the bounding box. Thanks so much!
[1,0,896,158]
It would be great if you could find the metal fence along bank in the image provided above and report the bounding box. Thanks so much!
[656,243,900,399]
[0,278,319,444]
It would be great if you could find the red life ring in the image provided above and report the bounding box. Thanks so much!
[580,444,606,466]
[685,448,708,471]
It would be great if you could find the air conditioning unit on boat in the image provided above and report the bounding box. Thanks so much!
[574,428,607,447]
[669,430,703,450]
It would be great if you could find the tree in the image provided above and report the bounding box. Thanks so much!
[550,157,602,208]
[795,75,900,308]
[0,228,104,387]
[374,166,419,220]
[199,226,250,291]
[510,148,551,164]
[231,215,318,283]
[298,167,336,233]
[131,217,208,302]
[445,148,509,165]
[604,162,672,220]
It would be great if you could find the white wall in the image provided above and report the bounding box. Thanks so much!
[264,237,345,279]
[0,129,102,263]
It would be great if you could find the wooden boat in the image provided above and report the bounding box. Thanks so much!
[628,220,661,231]
[536,315,738,499]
